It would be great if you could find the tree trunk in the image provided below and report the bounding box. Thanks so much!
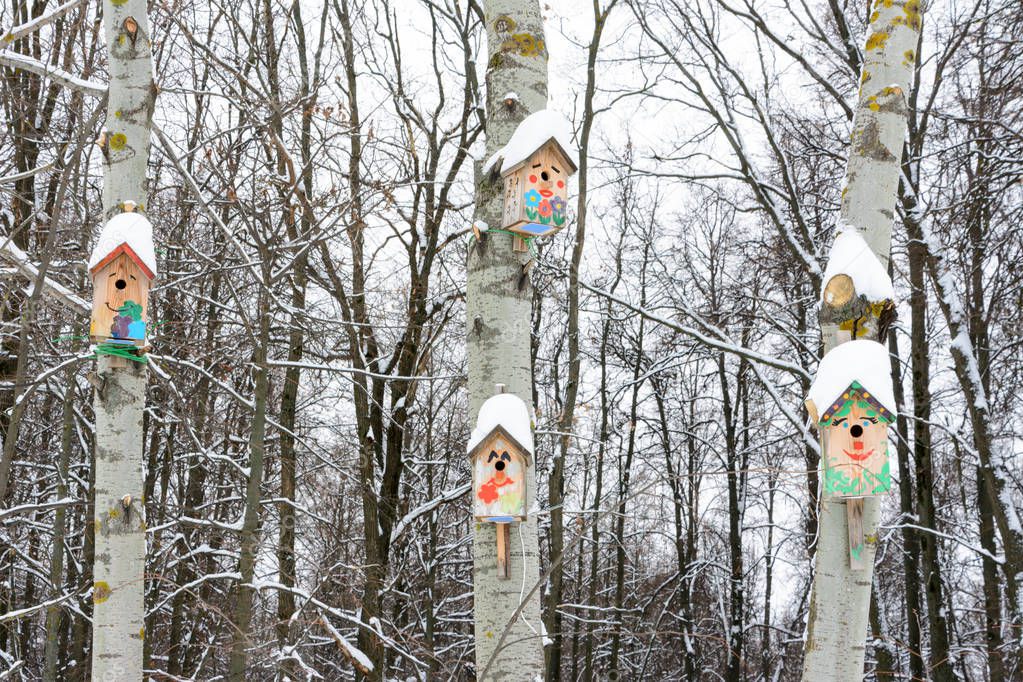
[90,0,155,677]
[467,2,548,678]
[801,1,921,679]
[227,291,272,679]
[43,368,77,681]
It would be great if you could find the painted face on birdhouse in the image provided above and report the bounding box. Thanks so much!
[473,434,526,520]
[522,155,568,230]
[90,252,149,345]
[822,390,891,497]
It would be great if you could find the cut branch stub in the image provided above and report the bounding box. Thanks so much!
[819,274,896,342]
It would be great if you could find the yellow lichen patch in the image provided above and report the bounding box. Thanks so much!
[870,11,879,22]
[503,33,545,57]
[115,110,122,118]
[865,31,889,51]
[903,49,915,65]
[93,581,112,604]
[139,627,145,640]
[904,0,921,29]
[485,630,494,639]
[861,71,870,84]
[110,0,129,5]
[108,507,121,519]
[109,133,127,150]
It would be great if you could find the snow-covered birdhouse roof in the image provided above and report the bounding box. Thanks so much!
[88,212,157,279]
[483,109,578,177]
[807,339,897,424]
[820,227,893,304]
[467,393,534,461]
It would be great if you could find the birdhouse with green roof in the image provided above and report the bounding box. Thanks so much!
[806,340,896,498]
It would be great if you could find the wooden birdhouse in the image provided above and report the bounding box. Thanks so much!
[467,387,533,578]
[806,340,896,499]
[486,110,578,240]
[88,210,157,347]
[806,339,896,569]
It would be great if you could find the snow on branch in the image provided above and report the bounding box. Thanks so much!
[0,241,89,314]
[2,0,86,44]
[389,483,470,544]
[0,50,105,95]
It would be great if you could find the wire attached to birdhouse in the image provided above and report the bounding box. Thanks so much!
[467,228,539,258]
[94,343,148,364]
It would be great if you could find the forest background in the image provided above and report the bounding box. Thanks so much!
[1,0,1021,679]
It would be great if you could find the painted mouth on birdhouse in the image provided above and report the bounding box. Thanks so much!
[842,448,874,461]
[539,189,554,198]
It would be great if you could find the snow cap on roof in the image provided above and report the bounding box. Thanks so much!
[483,109,578,176]
[820,226,893,303]
[808,339,897,420]
[88,211,158,278]
[467,393,533,456]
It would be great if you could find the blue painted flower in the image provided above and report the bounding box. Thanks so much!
[524,189,541,207]
[550,196,566,214]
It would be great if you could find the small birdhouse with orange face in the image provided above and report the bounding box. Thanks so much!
[485,110,578,239]
[88,210,157,347]
[467,390,534,522]
[806,340,896,499]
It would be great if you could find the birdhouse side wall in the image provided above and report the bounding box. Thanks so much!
[90,253,150,346]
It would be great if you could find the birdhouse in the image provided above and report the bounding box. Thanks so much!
[485,110,578,239]
[88,210,157,347]
[467,392,532,521]
[806,340,896,499]
[467,388,533,579]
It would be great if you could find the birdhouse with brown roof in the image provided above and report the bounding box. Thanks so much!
[485,110,578,239]
[88,209,157,347]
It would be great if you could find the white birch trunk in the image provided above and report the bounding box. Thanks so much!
[91,359,147,681]
[92,0,154,678]
[467,1,547,679]
[802,1,921,679]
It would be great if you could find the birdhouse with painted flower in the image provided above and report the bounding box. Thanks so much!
[88,208,157,347]
[485,110,578,239]
[467,390,533,522]
[806,340,896,498]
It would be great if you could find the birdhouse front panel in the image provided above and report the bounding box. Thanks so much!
[501,142,572,238]
[90,250,150,346]
[820,382,893,497]
[472,430,527,520]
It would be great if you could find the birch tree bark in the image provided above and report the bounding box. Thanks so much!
[90,0,154,678]
[467,1,547,678]
[802,1,922,679]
